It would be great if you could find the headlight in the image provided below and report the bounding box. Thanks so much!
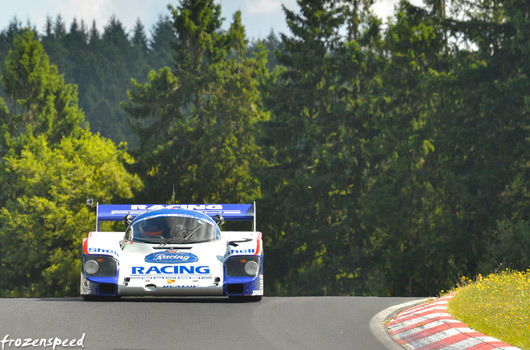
[244,261,259,276]
[83,254,118,277]
[226,256,261,277]
[85,260,99,274]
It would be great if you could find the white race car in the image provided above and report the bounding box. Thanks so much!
[81,203,263,301]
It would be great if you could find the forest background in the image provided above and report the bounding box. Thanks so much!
[0,0,528,297]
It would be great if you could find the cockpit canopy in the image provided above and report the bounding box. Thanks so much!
[129,212,220,244]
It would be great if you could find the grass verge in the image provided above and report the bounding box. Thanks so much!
[447,269,530,350]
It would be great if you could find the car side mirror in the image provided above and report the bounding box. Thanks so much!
[214,214,224,226]
[86,198,96,212]
[123,214,133,227]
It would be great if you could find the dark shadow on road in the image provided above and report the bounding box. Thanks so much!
[36,296,260,303]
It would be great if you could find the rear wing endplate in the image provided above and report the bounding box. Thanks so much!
[94,203,257,231]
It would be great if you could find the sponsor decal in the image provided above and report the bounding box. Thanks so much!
[230,248,256,254]
[87,247,119,258]
[162,285,198,288]
[132,265,210,275]
[145,250,198,264]
[132,204,223,211]
[167,279,176,284]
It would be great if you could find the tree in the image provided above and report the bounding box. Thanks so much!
[83,17,138,145]
[1,30,85,151]
[260,0,388,295]
[0,18,24,65]
[438,0,530,276]
[261,0,347,295]
[41,16,69,73]
[0,133,142,296]
[131,19,149,54]
[247,30,284,72]
[149,15,175,71]
[0,30,142,297]
[129,19,150,88]
[125,1,268,204]
[0,18,25,114]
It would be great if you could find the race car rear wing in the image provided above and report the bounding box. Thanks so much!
[92,202,257,232]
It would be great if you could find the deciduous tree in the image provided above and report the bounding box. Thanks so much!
[0,31,142,297]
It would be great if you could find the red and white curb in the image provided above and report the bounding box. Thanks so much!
[386,294,521,350]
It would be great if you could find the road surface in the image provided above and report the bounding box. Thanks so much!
[0,296,418,350]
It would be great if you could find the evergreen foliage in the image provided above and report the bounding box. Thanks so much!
[124,1,267,204]
[0,0,528,297]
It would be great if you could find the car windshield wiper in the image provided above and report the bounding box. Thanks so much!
[134,237,162,244]
[154,224,204,245]
[158,236,179,246]
[183,224,203,242]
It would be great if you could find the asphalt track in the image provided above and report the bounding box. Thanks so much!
[0,296,418,350]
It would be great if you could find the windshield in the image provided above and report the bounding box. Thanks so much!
[131,214,219,244]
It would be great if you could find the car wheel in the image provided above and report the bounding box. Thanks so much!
[229,295,262,302]
[82,295,120,301]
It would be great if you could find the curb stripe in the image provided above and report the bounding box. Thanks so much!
[398,322,469,342]
[388,310,452,326]
[390,317,461,335]
[388,313,453,329]
[386,295,522,350]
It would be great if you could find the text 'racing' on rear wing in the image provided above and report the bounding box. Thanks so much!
[93,203,257,232]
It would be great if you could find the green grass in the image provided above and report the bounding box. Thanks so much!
[446,269,530,350]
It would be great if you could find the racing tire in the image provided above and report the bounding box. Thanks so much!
[82,295,121,301]
[228,295,262,302]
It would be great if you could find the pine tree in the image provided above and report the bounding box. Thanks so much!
[1,30,86,149]
[125,0,268,204]
[149,15,175,71]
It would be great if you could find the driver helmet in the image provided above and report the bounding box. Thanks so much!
[139,219,164,236]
